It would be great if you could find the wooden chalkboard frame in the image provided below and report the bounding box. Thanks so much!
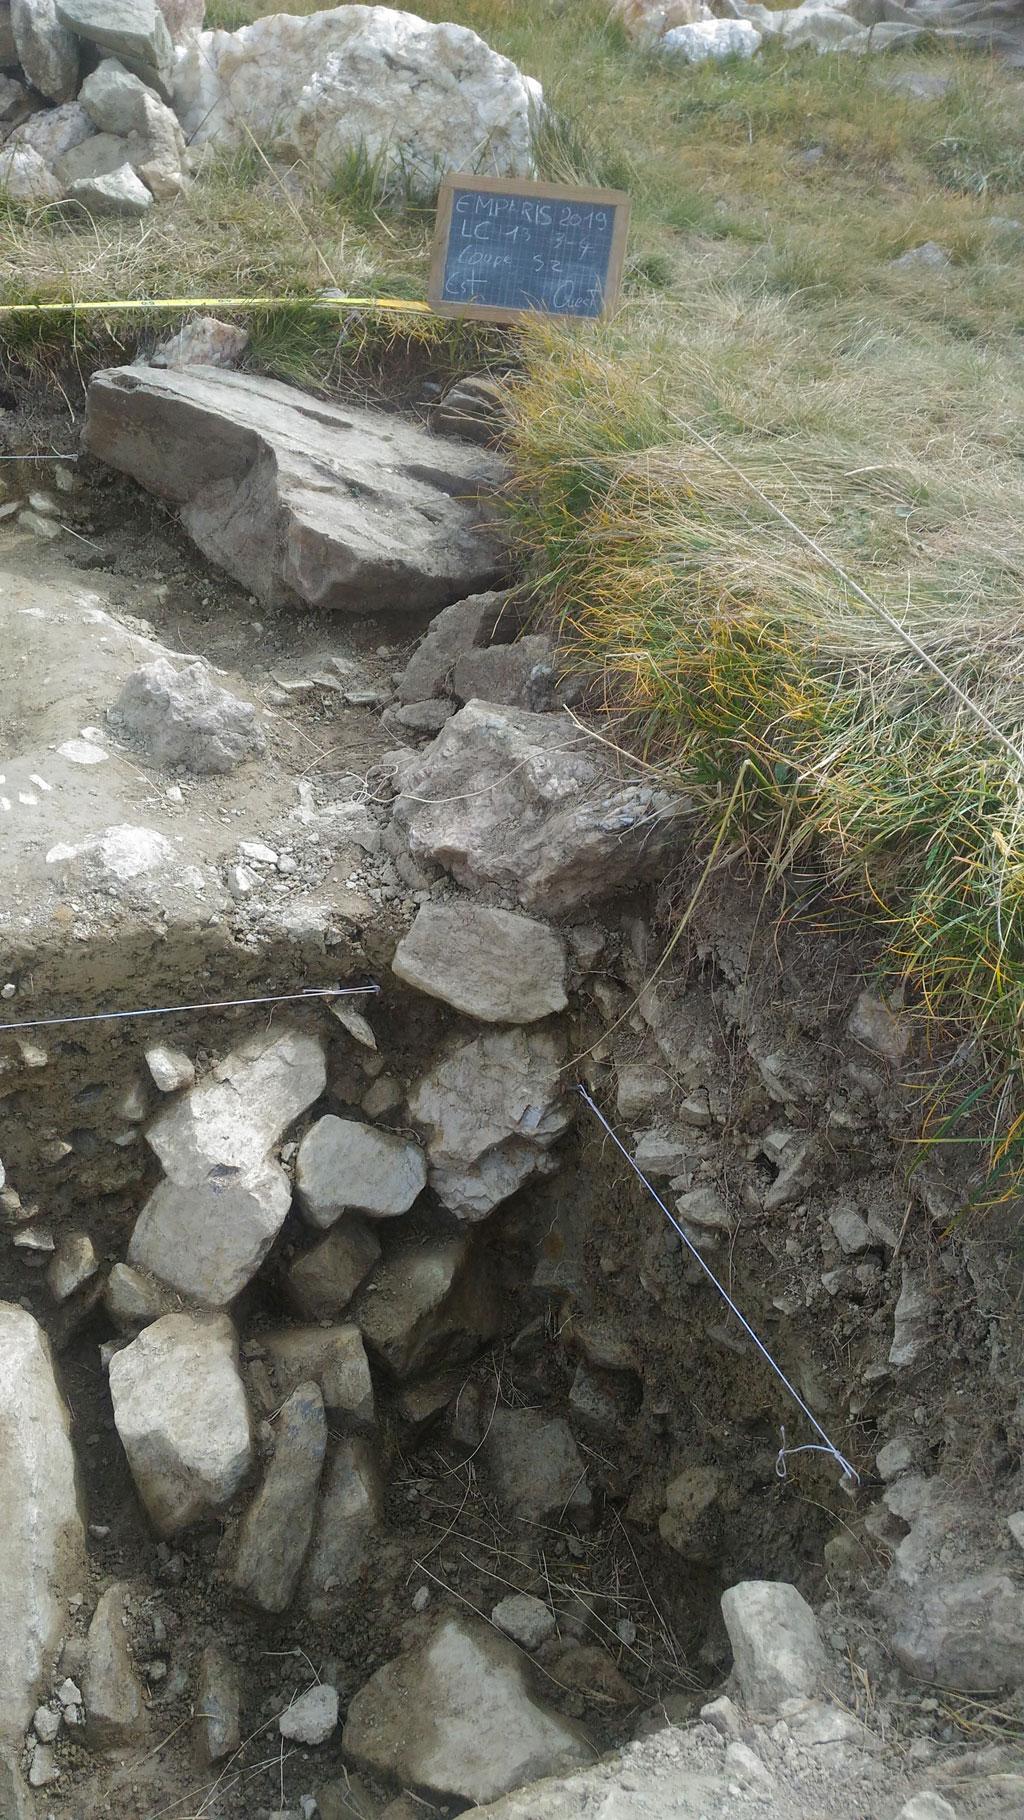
[428,174,631,324]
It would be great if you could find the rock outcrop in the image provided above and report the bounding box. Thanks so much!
[84,368,508,614]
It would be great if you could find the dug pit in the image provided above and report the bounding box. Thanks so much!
[2,373,1023,1820]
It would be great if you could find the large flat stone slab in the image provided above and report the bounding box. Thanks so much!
[83,367,507,613]
[0,1306,87,1741]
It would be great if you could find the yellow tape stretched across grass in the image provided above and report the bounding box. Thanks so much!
[0,294,433,315]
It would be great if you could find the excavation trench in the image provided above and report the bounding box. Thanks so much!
[2,390,1023,1820]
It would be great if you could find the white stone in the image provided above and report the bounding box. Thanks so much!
[889,1267,933,1369]
[144,1043,195,1093]
[174,5,541,188]
[898,1798,958,1820]
[409,1025,570,1220]
[7,98,90,161]
[69,164,154,217]
[302,1437,383,1611]
[57,738,107,765]
[342,1616,590,1804]
[32,1706,59,1744]
[46,823,174,882]
[0,1306,86,1740]
[108,1312,253,1535]
[278,1683,338,1745]
[661,18,761,59]
[720,1581,828,1712]
[890,242,951,272]
[780,3,862,47]
[392,903,568,1024]
[0,145,62,205]
[56,0,173,79]
[1008,1511,1024,1553]
[80,56,159,133]
[45,1231,99,1301]
[296,1115,426,1225]
[129,1027,325,1304]
[10,0,78,101]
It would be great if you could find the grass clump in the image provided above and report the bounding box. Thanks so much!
[505,313,1024,1202]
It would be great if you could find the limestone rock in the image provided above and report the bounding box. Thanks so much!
[57,131,133,187]
[848,989,909,1062]
[0,143,62,204]
[108,1312,253,1535]
[884,1478,1024,1690]
[279,1683,338,1745]
[145,1042,194,1092]
[0,71,27,118]
[491,1593,556,1650]
[10,0,78,101]
[262,1324,375,1432]
[110,658,264,773]
[396,591,507,702]
[194,1644,239,1766]
[394,904,567,1025]
[46,1230,99,1301]
[129,1027,325,1306]
[0,7,17,62]
[103,1262,176,1330]
[285,1222,381,1322]
[889,1267,933,1369]
[343,1616,590,1804]
[891,241,951,272]
[616,1062,670,1121]
[0,1306,86,1740]
[84,367,506,614]
[69,164,153,217]
[82,1584,145,1750]
[898,1798,957,1820]
[409,1026,570,1220]
[659,1467,730,1563]
[174,7,540,187]
[720,1581,828,1711]
[302,1438,383,1611]
[7,97,89,159]
[662,18,761,57]
[355,1234,501,1379]
[485,1409,591,1528]
[430,370,511,446]
[150,315,248,369]
[296,1115,426,1226]
[392,702,688,914]
[452,635,554,709]
[80,55,156,131]
[56,0,173,85]
[227,1382,326,1614]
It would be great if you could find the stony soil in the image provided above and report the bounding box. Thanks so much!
[1,390,1023,1820]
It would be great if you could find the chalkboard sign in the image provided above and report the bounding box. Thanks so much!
[429,175,630,324]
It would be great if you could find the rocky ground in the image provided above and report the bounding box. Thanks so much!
[1,350,1023,1820]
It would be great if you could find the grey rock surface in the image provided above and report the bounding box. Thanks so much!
[56,0,173,81]
[82,1584,146,1750]
[261,1324,375,1431]
[46,1230,99,1301]
[129,1027,325,1305]
[889,1267,933,1369]
[69,163,154,216]
[485,1409,592,1527]
[285,1221,381,1321]
[194,1644,240,1766]
[279,1683,338,1745]
[110,657,265,774]
[296,1115,426,1225]
[227,1382,326,1613]
[392,702,688,914]
[491,1593,557,1650]
[108,1312,253,1535]
[343,1615,591,1804]
[302,1438,383,1612]
[84,367,507,613]
[883,1477,1024,1690]
[11,0,78,100]
[0,141,62,201]
[409,1025,570,1219]
[0,1306,86,1741]
[396,590,508,701]
[355,1233,501,1378]
[720,1581,828,1711]
[393,903,568,1023]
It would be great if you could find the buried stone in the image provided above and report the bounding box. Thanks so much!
[295,1115,426,1226]
[226,1382,326,1614]
[392,902,568,1024]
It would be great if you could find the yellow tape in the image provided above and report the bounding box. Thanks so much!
[0,293,433,316]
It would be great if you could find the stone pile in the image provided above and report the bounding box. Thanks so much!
[0,1,542,213]
[617,0,1024,61]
